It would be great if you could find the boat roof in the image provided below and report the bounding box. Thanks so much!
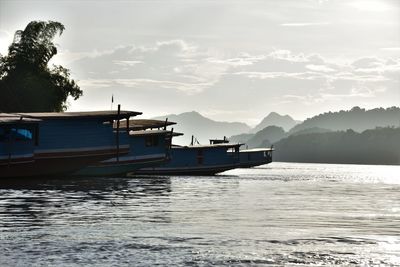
[240,148,274,152]
[130,129,171,136]
[116,119,176,130]
[13,110,142,120]
[169,132,184,137]
[172,143,243,149]
[0,113,41,124]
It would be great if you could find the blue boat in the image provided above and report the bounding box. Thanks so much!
[75,119,177,177]
[136,135,273,176]
[0,111,140,178]
[0,114,40,177]
[237,148,273,167]
[209,137,273,168]
[137,143,242,175]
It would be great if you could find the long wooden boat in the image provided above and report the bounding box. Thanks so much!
[136,135,273,176]
[75,129,172,176]
[74,119,179,176]
[0,110,140,178]
[210,137,273,168]
[136,142,242,175]
[236,148,273,167]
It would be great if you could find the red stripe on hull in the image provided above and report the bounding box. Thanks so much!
[0,157,35,166]
[135,165,237,176]
[94,156,166,167]
[35,147,129,159]
[0,148,128,178]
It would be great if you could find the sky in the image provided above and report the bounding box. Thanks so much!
[0,0,399,125]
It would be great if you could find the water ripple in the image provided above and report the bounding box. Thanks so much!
[0,162,399,266]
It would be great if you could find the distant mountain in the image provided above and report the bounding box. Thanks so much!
[273,127,400,165]
[229,133,254,144]
[230,126,332,149]
[153,111,251,145]
[245,126,285,148]
[289,106,400,134]
[252,112,300,133]
[230,125,286,149]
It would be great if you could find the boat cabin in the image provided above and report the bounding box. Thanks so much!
[0,115,41,177]
[75,119,179,176]
[1,110,141,178]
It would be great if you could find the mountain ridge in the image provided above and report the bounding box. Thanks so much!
[252,112,300,133]
[289,106,400,134]
[152,111,251,145]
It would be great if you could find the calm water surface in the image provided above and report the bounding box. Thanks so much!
[0,162,399,266]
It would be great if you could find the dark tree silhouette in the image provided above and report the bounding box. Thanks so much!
[273,127,400,165]
[0,20,82,112]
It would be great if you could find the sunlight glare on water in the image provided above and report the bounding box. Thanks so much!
[0,162,399,266]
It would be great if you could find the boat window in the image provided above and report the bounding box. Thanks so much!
[12,128,33,141]
[0,126,33,142]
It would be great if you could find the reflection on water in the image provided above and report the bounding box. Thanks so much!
[0,163,399,266]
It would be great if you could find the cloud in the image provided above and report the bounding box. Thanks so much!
[306,64,335,72]
[69,40,228,95]
[380,47,400,51]
[280,22,330,27]
[67,40,400,122]
[348,0,392,12]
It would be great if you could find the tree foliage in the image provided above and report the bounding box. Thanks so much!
[273,127,400,165]
[0,20,82,112]
[288,106,400,134]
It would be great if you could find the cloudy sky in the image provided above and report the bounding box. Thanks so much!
[0,0,399,125]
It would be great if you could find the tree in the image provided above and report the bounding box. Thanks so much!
[0,20,82,112]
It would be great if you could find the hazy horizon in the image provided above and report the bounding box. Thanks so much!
[1,0,399,124]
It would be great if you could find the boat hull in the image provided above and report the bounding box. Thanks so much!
[136,147,273,176]
[0,147,128,178]
[237,149,273,168]
[74,154,167,177]
[136,163,238,176]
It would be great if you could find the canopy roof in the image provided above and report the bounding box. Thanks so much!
[169,131,184,137]
[240,148,274,152]
[172,143,243,149]
[0,113,41,124]
[116,119,176,130]
[13,110,142,120]
[130,129,171,136]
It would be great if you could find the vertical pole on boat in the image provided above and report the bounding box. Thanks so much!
[170,128,174,149]
[191,135,194,146]
[164,118,168,130]
[116,104,120,162]
[126,117,130,133]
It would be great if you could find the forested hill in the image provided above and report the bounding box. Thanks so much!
[289,107,400,134]
[274,127,400,165]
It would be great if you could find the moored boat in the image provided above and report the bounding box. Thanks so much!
[136,134,242,175]
[210,137,274,168]
[74,119,177,176]
[0,110,140,178]
[136,134,273,176]
[236,148,273,167]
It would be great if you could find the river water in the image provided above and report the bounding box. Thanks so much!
[0,162,399,266]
